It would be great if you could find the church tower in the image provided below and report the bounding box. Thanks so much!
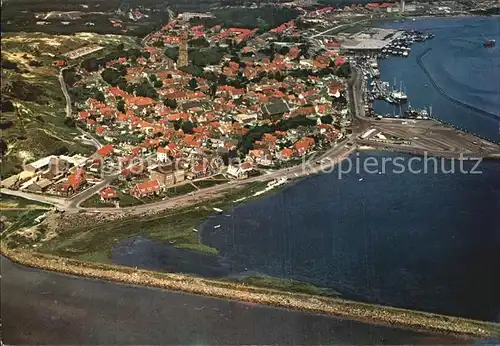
[177,30,189,67]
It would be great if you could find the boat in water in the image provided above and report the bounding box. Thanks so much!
[390,80,408,103]
[404,104,429,119]
[484,39,496,47]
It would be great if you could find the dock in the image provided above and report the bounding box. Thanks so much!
[357,117,500,159]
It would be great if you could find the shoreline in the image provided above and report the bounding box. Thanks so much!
[1,246,498,338]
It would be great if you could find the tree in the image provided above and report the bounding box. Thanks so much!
[188,78,198,90]
[181,121,194,134]
[101,68,122,86]
[164,47,179,61]
[209,84,217,98]
[336,63,351,78]
[135,81,158,99]
[117,64,128,76]
[96,91,105,103]
[279,46,290,55]
[320,114,333,124]
[126,83,136,94]
[149,74,158,82]
[117,78,128,91]
[190,37,209,47]
[117,99,126,113]
[154,80,163,88]
[163,98,178,109]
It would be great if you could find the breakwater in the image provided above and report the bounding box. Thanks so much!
[1,246,499,338]
[417,48,499,120]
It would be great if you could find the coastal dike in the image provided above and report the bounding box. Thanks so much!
[2,245,499,339]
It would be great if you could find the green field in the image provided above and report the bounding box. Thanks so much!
[37,181,269,262]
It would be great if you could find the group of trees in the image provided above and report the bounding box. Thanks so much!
[101,67,127,88]
[81,47,151,73]
[193,7,300,31]
[336,62,351,78]
[238,116,316,154]
[71,86,105,104]
[134,79,158,99]
[172,120,196,134]
[164,46,225,68]
[163,98,178,109]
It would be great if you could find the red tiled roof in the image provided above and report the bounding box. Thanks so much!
[67,170,85,191]
[96,126,105,135]
[108,87,127,97]
[79,112,90,119]
[96,144,114,158]
[132,180,160,194]
[157,146,170,154]
[334,57,346,66]
[281,148,294,158]
[100,187,118,199]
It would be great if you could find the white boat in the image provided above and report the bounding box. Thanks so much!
[358,178,363,181]
[193,228,198,232]
[213,207,223,213]
[214,225,221,229]
[403,51,409,57]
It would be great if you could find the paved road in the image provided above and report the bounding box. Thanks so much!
[58,68,72,118]
[1,256,472,345]
[59,67,102,149]
[1,188,66,208]
[75,141,356,214]
[76,126,102,149]
[67,173,120,209]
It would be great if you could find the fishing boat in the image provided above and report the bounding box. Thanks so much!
[484,39,496,47]
[390,80,408,103]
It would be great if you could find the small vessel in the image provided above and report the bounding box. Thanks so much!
[193,228,198,232]
[484,39,496,47]
[402,51,409,57]
[214,225,221,229]
[391,80,408,102]
[213,207,223,213]
[358,178,363,181]
[385,96,397,104]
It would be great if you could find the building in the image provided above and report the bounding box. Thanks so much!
[41,157,69,180]
[177,30,189,67]
[60,169,86,195]
[156,147,171,163]
[150,166,176,187]
[95,144,114,159]
[227,162,253,179]
[130,180,160,198]
[100,187,119,202]
[23,178,53,193]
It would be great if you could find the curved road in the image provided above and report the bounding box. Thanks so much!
[1,256,473,345]
[58,68,102,149]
